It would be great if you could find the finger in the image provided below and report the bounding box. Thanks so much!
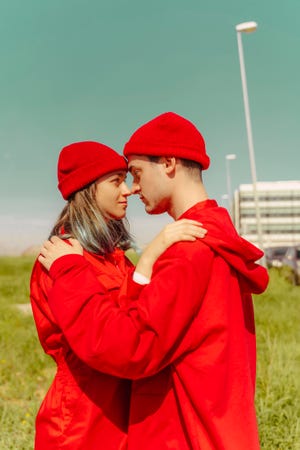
[69,238,83,253]
[173,224,204,233]
[178,219,203,226]
[193,227,207,235]
[183,235,197,241]
[50,235,66,244]
[37,254,44,263]
[174,224,205,234]
[189,225,207,235]
[39,248,47,257]
[176,227,206,238]
[41,240,53,249]
[38,254,48,266]
[38,254,52,271]
[69,238,80,246]
[192,231,207,238]
[187,220,203,226]
[175,234,197,242]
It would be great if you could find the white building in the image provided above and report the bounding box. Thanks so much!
[233,181,300,248]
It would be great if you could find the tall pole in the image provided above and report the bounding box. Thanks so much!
[236,22,265,264]
[226,154,236,215]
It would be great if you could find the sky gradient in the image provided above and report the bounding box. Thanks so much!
[0,0,299,253]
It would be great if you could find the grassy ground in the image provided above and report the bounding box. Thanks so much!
[255,268,300,449]
[0,256,55,449]
[0,256,299,449]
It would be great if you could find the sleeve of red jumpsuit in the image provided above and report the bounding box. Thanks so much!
[48,246,213,379]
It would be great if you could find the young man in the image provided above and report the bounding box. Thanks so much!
[39,112,268,449]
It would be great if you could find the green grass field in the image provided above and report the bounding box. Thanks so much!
[0,256,299,449]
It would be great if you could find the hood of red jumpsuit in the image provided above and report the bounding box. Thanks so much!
[180,200,269,295]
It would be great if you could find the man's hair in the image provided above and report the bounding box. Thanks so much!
[50,182,132,255]
[147,155,202,180]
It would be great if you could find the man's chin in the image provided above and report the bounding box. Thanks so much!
[144,205,163,215]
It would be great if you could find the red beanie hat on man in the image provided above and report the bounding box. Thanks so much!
[123,112,210,170]
[58,141,127,200]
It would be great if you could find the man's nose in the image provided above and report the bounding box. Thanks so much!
[131,182,141,195]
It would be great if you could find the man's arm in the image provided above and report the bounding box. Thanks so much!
[48,246,213,379]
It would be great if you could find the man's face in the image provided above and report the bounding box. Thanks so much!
[128,155,170,215]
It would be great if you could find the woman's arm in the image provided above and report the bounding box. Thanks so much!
[38,219,207,275]
[135,219,206,279]
[45,245,213,379]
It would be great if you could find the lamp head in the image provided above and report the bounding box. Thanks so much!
[235,21,258,33]
[226,154,237,161]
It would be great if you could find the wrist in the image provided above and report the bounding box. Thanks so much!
[135,252,156,279]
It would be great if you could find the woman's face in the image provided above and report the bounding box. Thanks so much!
[94,170,131,220]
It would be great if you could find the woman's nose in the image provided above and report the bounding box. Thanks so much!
[121,182,131,196]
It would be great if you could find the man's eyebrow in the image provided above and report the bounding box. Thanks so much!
[128,166,134,174]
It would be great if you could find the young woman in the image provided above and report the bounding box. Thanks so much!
[30,140,206,450]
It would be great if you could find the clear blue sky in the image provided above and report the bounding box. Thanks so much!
[0,0,299,253]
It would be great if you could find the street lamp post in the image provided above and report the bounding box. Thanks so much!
[225,154,236,215]
[235,21,265,262]
[221,194,229,207]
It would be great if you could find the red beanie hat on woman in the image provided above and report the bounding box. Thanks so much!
[58,141,127,200]
[123,112,210,170]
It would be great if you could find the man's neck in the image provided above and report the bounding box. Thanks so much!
[168,182,208,220]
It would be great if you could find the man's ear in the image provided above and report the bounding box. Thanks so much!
[161,156,176,174]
